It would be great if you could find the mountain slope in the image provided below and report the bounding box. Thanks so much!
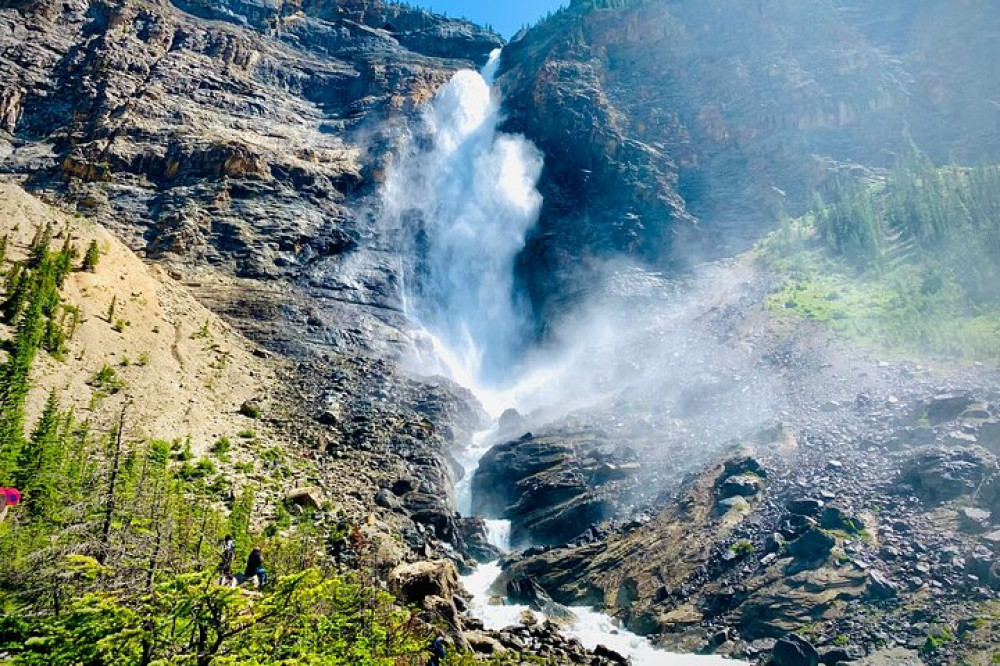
[498,0,1000,325]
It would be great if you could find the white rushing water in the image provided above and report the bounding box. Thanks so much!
[384,49,543,386]
[390,50,747,666]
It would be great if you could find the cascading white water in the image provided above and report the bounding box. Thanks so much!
[386,51,746,666]
[383,49,543,388]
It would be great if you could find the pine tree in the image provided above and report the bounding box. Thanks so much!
[2,264,30,324]
[82,240,101,271]
[27,223,52,269]
[15,390,63,520]
[54,233,75,287]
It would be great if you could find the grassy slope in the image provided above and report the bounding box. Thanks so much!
[757,185,1000,365]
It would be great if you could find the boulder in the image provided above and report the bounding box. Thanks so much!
[403,492,458,541]
[457,517,504,563]
[724,455,768,479]
[820,645,865,665]
[779,514,818,539]
[820,505,864,534]
[464,631,507,655]
[899,447,997,503]
[594,644,630,665]
[374,488,401,510]
[772,635,819,666]
[865,570,899,600]
[979,420,1000,454]
[285,487,323,510]
[959,507,991,534]
[965,552,1000,590]
[787,498,824,516]
[388,560,460,607]
[471,430,635,547]
[923,394,974,424]
[853,648,925,665]
[787,528,835,563]
[421,595,468,649]
[719,474,765,499]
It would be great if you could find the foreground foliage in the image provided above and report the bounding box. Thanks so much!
[0,227,509,665]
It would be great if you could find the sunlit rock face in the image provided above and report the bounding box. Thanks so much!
[0,0,500,302]
[496,0,1000,326]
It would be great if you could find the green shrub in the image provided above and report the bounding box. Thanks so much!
[81,240,101,271]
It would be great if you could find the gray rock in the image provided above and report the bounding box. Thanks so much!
[787,498,825,516]
[853,648,925,665]
[286,487,323,510]
[772,634,820,666]
[787,528,835,563]
[959,507,992,534]
[899,446,997,503]
[866,570,900,600]
[819,645,865,665]
[924,394,975,424]
[820,505,865,533]
[375,488,401,510]
[719,474,765,499]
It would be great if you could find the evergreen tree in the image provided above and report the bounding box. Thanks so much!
[2,263,29,324]
[15,389,63,520]
[82,239,101,271]
[27,222,52,269]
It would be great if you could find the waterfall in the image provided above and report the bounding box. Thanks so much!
[383,49,543,389]
[382,50,746,666]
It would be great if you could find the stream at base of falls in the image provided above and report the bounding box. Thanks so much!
[454,427,746,666]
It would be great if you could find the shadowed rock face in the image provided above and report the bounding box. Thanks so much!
[496,0,1000,326]
[471,430,640,547]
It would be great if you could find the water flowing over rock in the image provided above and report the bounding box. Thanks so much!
[381,49,543,385]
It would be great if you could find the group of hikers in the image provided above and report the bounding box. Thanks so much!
[216,531,448,665]
[217,535,268,588]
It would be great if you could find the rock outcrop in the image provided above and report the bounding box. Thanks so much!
[471,429,640,547]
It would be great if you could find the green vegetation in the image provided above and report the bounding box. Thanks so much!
[239,401,262,419]
[760,153,1000,362]
[81,240,100,271]
[88,363,125,394]
[0,227,78,475]
[0,225,521,665]
[922,626,955,654]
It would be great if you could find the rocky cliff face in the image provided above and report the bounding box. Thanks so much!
[497,0,1000,325]
[0,0,498,333]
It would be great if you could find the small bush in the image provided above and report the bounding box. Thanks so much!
[88,364,125,393]
[211,437,232,456]
[240,401,262,419]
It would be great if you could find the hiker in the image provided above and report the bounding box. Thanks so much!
[238,546,268,588]
[329,519,351,568]
[427,632,447,666]
[218,535,236,585]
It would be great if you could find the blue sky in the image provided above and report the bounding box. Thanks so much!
[410,0,568,38]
